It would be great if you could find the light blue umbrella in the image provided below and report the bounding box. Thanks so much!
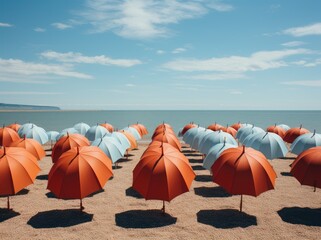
[290,130,321,155]
[191,129,213,150]
[110,132,131,150]
[203,141,237,170]
[85,125,110,141]
[56,127,79,140]
[243,132,288,159]
[237,126,265,144]
[183,126,206,147]
[277,124,291,131]
[91,136,124,163]
[47,131,59,141]
[199,131,237,154]
[122,126,141,140]
[18,123,35,136]
[73,122,90,136]
[18,124,48,144]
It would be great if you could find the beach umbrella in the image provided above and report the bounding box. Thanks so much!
[91,137,125,164]
[110,132,131,150]
[212,146,277,212]
[9,136,46,160]
[231,122,242,131]
[122,126,142,140]
[220,125,237,138]
[236,126,265,144]
[190,129,213,150]
[0,126,20,147]
[290,146,321,191]
[243,132,288,159]
[18,124,48,144]
[0,147,40,209]
[119,130,137,150]
[131,123,148,136]
[283,125,310,143]
[56,128,79,140]
[47,131,59,148]
[155,123,173,131]
[290,130,321,155]
[199,131,237,155]
[51,133,90,163]
[85,125,110,141]
[203,141,237,171]
[183,127,206,146]
[47,146,113,210]
[152,124,175,139]
[152,132,181,151]
[277,124,291,131]
[266,124,286,139]
[100,122,114,132]
[73,122,90,136]
[207,123,224,131]
[6,123,21,132]
[178,127,184,137]
[181,123,197,136]
[17,123,34,136]
[133,143,195,213]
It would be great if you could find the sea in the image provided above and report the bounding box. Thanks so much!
[1,110,321,138]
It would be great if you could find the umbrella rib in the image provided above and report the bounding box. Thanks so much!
[4,157,16,194]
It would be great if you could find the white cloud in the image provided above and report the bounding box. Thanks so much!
[172,48,187,54]
[34,27,46,32]
[283,22,321,37]
[303,58,321,67]
[282,80,321,87]
[229,90,243,95]
[41,51,142,67]
[156,50,165,55]
[0,91,63,95]
[125,83,135,87]
[282,41,305,47]
[0,58,92,83]
[76,0,233,39]
[52,22,72,30]
[181,72,246,80]
[163,48,311,72]
[0,22,13,27]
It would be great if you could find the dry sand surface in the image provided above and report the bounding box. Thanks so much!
[1,141,321,240]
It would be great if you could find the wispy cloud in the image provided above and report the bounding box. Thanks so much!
[282,80,321,87]
[41,51,142,67]
[172,48,187,54]
[282,41,305,47]
[0,58,92,83]
[163,49,312,72]
[125,83,135,87]
[52,22,72,30]
[283,22,321,37]
[180,72,246,80]
[0,22,13,27]
[34,27,46,32]
[0,91,63,95]
[75,0,233,39]
[229,90,243,95]
[156,50,165,55]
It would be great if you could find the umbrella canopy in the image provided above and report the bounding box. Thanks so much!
[110,132,131,150]
[56,128,79,140]
[236,126,265,144]
[212,146,277,211]
[100,122,114,132]
[47,131,59,141]
[119,130,137,150]
[152,132,181,151]
[91,137,125,163]
[47,146,113,209]
[283,125,310,143]
[203,142,237,170]
[18,124,48,144]
[190,129,214,150]
[131,123,148,136]
[85,125,110,141]
[243,132,288,159]
[73,122,90,136]
[51,133,90,163]
[132,143,195,212]
[220,125,237,138]
[207,123,224,131]
[17,123,34,136]
[122,127,142,140]
[199,131,237,155]
[183,127,206,146]
[0,126,20,147]
[290,130,321,155]
[290,146,321,191]
[9,136,46,160]
[277,124,291,131]
[231,122,242,131]
[6,123,21,132]
[266,125,286,139]
[181,123,197,136]
[152,125,175,139]
[0,147,40,209]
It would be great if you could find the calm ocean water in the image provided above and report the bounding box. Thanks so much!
[1,110,321,138]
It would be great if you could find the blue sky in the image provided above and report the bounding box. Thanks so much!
[1,0,321,110]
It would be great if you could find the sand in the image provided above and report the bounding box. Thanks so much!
[1,142,321,240]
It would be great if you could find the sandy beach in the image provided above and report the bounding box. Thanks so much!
[1,141,321,240]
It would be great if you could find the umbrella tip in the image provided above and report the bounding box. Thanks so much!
[300,124,302,129]
[242,145,245,153]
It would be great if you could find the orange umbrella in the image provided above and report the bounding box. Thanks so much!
[131,123,148,136]
[207,122,224,131]
[181,123,197,136]
[47,146,113,210]
[51,133,90,163]
[133,143,195,213]
[100,122,114,132]
[9,136,45,160]
[267,124,286,139]
[155,123,173,131]
[0,126,20,147]
[152,132,181,151]
[283,125,310,143]
[231,122,242,131]
[119,130,137,150]
[7,123,21,132]
[290,146,321,191]
[212,146,277,212]
[0,147,40,209]
[220,125,237,138]
[152,124,175,138]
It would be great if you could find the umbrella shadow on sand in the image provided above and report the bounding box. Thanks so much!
[46,189,105,199]
[194,175,212,182]
[125,187,143,199]
[192,165,205,171]
[36,174,48,180]
[194,186,232,198]
[197,209,257,228]
[115,210,177,228]
[0,208,20,222]
[188,158,203,164]
[27,209,93,228]
[280,172,292,177]
[277,207,321,226]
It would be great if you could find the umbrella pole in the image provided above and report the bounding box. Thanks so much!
[126,150,128,160]
[80,199,84,212]
[240,195,243,212]
[161,200,165,214]
[7,196,10,210]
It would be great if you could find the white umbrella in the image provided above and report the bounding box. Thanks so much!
[56,127,78,140]
[199,131,237,154]
[73,122,90,136]
[237,126,265,144]
[122,127,141,140]
[290,130,321,155]
[85,125,110,141]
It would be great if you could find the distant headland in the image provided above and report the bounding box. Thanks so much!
[0,103,61,111]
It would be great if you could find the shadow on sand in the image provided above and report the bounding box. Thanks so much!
[188,158,203,164]
[125,187,143,199]
[0,208,20,222]
[194,186,231,198]
[197,209,257,228]
[277,207,321,226]
[46,189,105,199]
[115,210,177,228]
[27,209,93,228]
[194,175,212,182]
[117,157,133,163]
[280,172,292,177]
[192,165,205,171]
[36,174,48,180]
